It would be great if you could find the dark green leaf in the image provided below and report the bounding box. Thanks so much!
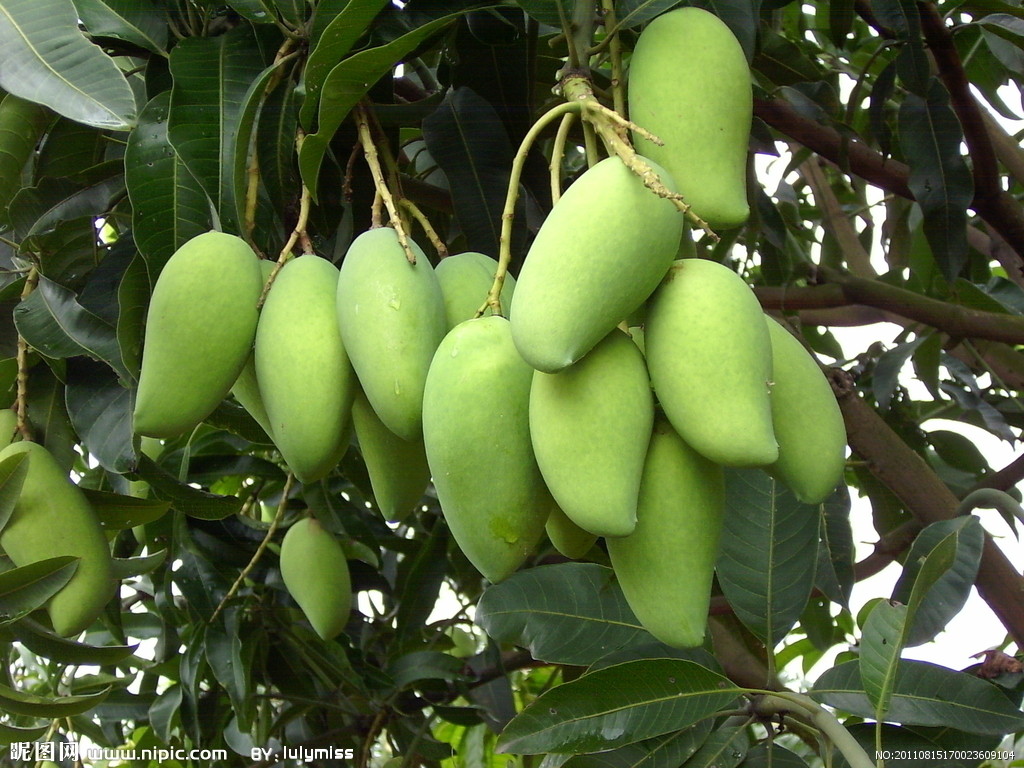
[256,80,301,217]
[81,488,170,530]
[716,469,820,648]
[65,357,134,472]
[0,557,78,621]
[497,659,741,754]
[110,548,167,579]
[71,0,169,56]
[125,92,211,282]
[560,721,712,768]
[387,651,470,689]
[812,659,1024,734]
[0,680,109,717]
[10,618,137,664]
[742,743,809,767]
[0,451,28,532]
[135,453,243,520]
[395,521,448,636]
[753,30,826,86]
[0,721,49,746]
[815,487,854,609]
[476,563,653,666]
[615,1,684,30]
[897,81,974,282]
[680,724,749,768]
[697,0,758,61]
[0,0,136,130]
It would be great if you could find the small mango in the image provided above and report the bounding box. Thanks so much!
[530,329,652,537]
[510,156,683,372]
[628,7,752,228]
[645,259,777,467]
[231,259,276,437]
[545,506,597,560]
[422,317,551,582]
[435,251,516,329]
[336,228,447,441]
[134,231,263,438]
[765,316,847,504]
[606,419,724,648]
[256,255,356,484]
[279,517,351,640]
[0,441,117,636]
[352,389,431,522]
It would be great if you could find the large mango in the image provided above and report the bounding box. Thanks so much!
[606,419,724,648]
[0,442,116,636]
[422,316,551,582]
[352,389,431,522]
[530,329,652,537]
[436,251,516,330]
[765,316,847,503]
[510,156,683,372]
[337,228,447,441]
[279,517,351,640]
[256,255,356,484]
[628,7,752,228]
[646,259,777,467]
[134,231,263,438]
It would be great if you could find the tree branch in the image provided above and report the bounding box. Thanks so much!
[828,369,1024,646]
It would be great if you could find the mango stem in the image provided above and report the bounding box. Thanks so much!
[15,266,38,441]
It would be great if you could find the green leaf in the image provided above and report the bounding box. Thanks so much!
[497,659,741,755]
[115,250,148,379]
[0,450,28,531]
[679,724,749,768]
[0,720,49,746]
[10,617,137,664]
[0,0,136,130]
[815,487,855,609]
[65,357,134,472]
[168,24,267,233]
[299,0,390,129]
[476,563,653,666]
[394,520,448,637]
[560,721,713,768]
[422,86,517,259]
[812,659,1024,735]
[890,516,984,646]
[716,469,820,648]
[125,91,211,283]
[753,29,826,85]
[71,0,169,56]
[134,453,243,520]
[387,651,470,690]
[0,680,109,717]
[256,80,300,217]
[614,2,684,30]
[298,10,464,197]
[14,275,130,381]
[742,743,809,767]
[0,556,78,622]
[110,548,167,579]
[897,81,974,281]
[82,488,170,530]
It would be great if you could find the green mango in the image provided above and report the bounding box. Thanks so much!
[231,259,276,437]
[510,156,683,372]
[606,418,724,648]
[256,255,356,484]
[0,409,18,450]
[530,329,652,537]
[422,316,551,582]
[435,251,516,330]
[337,228,447,441]
[279,517,351,640]
[545,506,597,560]
[352,389,430,522]
[646,259,777,466]
[765,316,847,503]
[0,442,116,636]
[134,231,263,438]
[628,7,752,228]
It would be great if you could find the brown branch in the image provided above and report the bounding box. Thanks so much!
[967,450,1024,495]
[829,369,1024,646]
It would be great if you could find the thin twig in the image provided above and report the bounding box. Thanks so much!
[550,111,577,203]
[15,267,39,441]
[399,198,447,258]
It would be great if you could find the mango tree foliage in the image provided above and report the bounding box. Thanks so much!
[0,0,1022,766]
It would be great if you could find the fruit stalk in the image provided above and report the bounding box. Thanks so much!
[15,266,39,441]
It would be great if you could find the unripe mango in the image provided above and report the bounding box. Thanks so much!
[352,389,430,522]
[510,156,683,372]
[134,231,263,438]
[606,419,724,648]
[337,228,447,441]
[0,442,116,636]
[436,251,516,330]
[231,259,276,437]
[765,317,847,503]
[628,7,752,228]
[0,409,18,450]
[256,255,356,484]
[530,329,652,537]
[646,259,777,466]
[545,506,597,560]
[422,317,551,582]
[279,517,351,640]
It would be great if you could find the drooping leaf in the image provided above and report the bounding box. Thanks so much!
[559,721,713,768]
[0,556,77,622]
[10,618,137,665]
[812,659,1024,734]
[65,357,134,473]
[0,0,136,130]
[716,469,820,648]
[497,659,740,755]
[897,81,974,282]
[125,91,211,281]
[0,721,49,746]
[0,680,110,717]
[422,87,517,258]
[134,453,244,521]
[71,0,169,56]
[476,563,653,666]
[815,486,855,609]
